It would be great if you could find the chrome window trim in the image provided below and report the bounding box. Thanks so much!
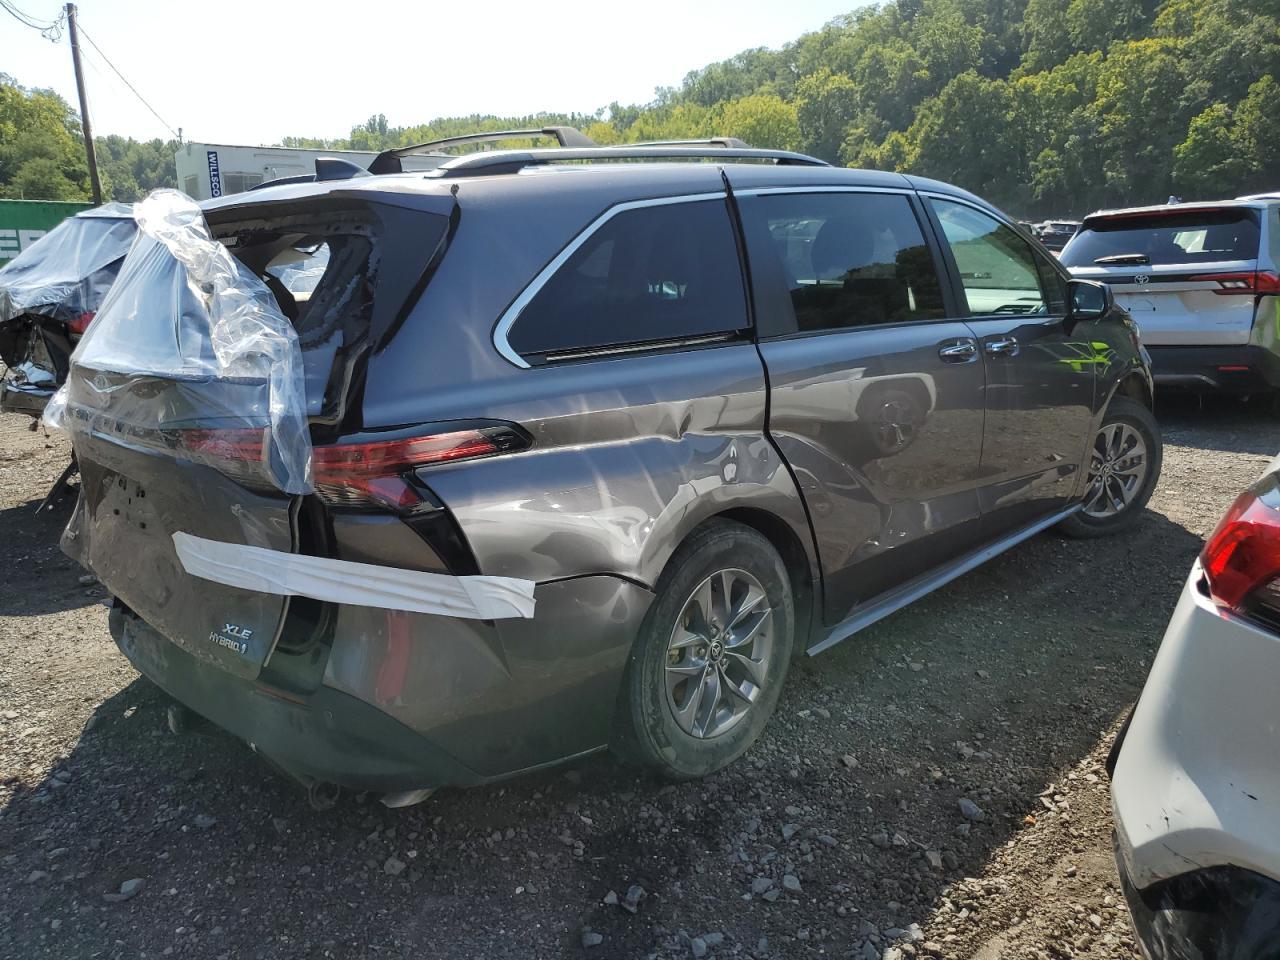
[492,191,728,369]
[734,185,912,197]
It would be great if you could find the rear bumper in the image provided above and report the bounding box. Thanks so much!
[111,604,484,792]
[108,569,653,793]
[0,381,52,417]
[1114,844,1280,960]
[1146,344,1280,393]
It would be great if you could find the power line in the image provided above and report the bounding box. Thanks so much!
[0,0,65,39]
[75,21,179,140]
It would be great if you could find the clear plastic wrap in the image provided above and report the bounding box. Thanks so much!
[45,190,313,494]
[0,203,136,326]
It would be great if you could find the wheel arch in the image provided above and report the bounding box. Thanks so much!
[1111,370,1153,411]
[690,506,819,651]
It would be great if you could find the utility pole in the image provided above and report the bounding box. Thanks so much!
[65,3,102,205]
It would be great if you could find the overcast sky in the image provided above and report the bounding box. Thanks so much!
[3,0,854,144]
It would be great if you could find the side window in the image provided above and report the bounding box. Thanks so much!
[506,199,747,360]
[930,199,1051,316]
[740,191,946,336]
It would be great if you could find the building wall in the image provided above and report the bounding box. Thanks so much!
[0,199,93,265]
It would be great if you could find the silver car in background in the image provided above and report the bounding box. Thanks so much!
[1062,199,1280,403]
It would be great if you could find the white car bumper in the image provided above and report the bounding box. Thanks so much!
[1112,562,1280,891]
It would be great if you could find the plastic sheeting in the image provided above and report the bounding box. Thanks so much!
[0,203,136,326]
[172,531,537,619]
[45,190,313,494]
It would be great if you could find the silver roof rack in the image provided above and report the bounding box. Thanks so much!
[432,145,829,178]
[618,137,750,149]
[368,126,598,174]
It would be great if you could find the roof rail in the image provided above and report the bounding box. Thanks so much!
[620,137,749,149]
[432,145,830,178]
[368,126,597,175]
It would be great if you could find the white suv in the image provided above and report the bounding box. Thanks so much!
[1110,458,1280,955]
[1061,200,1280,400]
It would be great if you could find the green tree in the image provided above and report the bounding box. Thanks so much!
[718,94,800,150]
[1173,103,1250,198]
[795,68,859,162]
[0,76,90,200]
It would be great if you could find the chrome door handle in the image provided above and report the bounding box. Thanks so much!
[984,337,1019,357]
[938,338,978,363]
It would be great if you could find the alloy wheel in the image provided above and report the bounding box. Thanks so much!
[1082,421,1149,519]
[665,568,774,740]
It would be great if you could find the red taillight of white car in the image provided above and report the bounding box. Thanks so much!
[1201,481,1280,616]
[1190,270,1280,295]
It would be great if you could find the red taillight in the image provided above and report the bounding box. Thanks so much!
[313,428,520,511]
[1201,489,1280,610]
[170,426,273,489]
[67,311,95,335]
[1190,271,1280,295]
[178,427,268,462]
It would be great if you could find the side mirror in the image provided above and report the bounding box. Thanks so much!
[1068,278,1112,323]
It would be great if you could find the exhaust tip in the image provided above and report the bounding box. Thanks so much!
[381,788,435,809]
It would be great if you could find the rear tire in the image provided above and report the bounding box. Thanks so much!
[1058,396,1161,538]
[613,520,794,779]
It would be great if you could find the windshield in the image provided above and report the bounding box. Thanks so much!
[1062,208,1259,267]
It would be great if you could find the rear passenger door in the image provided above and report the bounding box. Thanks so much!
[925,197,1096,535]
[736,187,987,624]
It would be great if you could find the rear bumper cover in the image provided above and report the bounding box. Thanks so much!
[0,381,52,416]
[111,604,483,791]
[1146,344,1280,392]
[1114,843,1280,960]
[109,568,653,792]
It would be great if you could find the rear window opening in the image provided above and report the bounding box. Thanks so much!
[1062,208,1260,268]
[210,200,450,428]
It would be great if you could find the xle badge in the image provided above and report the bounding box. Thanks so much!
[208,622,254,656]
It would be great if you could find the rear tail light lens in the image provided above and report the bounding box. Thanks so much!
[313,426,528,512]
[114,423,527,506]
[173,426,273,488]
[1201,481,1280,619]
[1190,271,1280,295]
[67,311,95,336]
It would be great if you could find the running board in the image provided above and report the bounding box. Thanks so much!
[807,504,1081,656]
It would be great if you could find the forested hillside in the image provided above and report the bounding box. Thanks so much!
[4,0,1278,216]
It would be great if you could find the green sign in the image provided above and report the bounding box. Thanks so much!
[0,199,93,265]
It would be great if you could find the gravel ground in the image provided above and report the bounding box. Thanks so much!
[1,396,1276,960]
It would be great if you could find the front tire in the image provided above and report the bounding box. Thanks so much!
[1059,396,1161,538]
[614,520,794,779]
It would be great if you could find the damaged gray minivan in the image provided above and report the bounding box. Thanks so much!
[55,137,1159,804]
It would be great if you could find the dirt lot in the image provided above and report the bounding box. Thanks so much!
[1,397,1275,960]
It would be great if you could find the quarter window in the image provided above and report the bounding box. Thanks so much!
[930,199,1052,316]
[739,192,946,336]
[506,199,748,360]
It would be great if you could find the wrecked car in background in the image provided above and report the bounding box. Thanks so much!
[0,203,136,418]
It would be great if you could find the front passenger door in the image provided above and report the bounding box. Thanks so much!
[926,198,1097,536]
[737,188,987,625]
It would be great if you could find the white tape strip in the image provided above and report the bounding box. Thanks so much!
[172,531,535,620]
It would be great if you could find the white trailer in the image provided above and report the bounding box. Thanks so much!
[174,128,599,200]
[174,142,388,200]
